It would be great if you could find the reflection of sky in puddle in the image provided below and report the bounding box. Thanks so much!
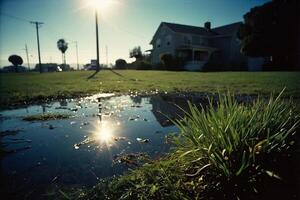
[0,94,182,195]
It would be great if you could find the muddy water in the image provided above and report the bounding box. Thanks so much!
[1,93,194,198]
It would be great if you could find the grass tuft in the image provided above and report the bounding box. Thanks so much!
[172,90,299,199]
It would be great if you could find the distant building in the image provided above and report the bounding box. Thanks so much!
[1,65,27,73]
[84,60,98,70]
[91,59,97,69]
[150,21,263,71]
[35,63,61,72]
[59,64,71,71]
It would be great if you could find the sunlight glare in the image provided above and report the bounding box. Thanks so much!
[88,0,114,12]
[95,121,114,144]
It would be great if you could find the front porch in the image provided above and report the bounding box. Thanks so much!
[175,45,217,71]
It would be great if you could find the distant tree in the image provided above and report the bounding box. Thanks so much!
[238,0,300,69]
[115,59,127,69]
[57,39,68,65]
[129,46,143,60]
[8,55,23,72]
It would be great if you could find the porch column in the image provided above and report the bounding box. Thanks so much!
[192,49,195,63]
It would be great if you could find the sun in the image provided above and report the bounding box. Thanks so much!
[77,0,121,16]
[88,0,114,12]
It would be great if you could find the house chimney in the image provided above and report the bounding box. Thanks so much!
[204,22,211,31]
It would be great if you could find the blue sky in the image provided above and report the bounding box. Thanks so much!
[0,0,269,68]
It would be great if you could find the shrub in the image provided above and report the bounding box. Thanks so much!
[135,60,153,70]
[160,54,184,71]
[115,59,127,69]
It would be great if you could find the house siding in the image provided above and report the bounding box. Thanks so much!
[151,25,176,64]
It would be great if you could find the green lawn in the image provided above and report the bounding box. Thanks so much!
[1,70,299,199]
[0,70,299,106]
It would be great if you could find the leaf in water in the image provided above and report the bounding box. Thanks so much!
[69,108,78,112]
[128,115,140,121]
[253,187,258,193]
[136,138,149,143]
[113,136,126,141]
[265,170,282,180]
[131,105,142,108]
[51,176,58,182]
[58,189,71,200]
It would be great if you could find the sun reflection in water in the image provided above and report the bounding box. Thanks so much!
[94,121,116,145]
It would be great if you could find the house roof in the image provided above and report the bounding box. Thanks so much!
[150,21,242,44]
[212,22,243,35]
[162,22,217,36]
[162,21,242,36]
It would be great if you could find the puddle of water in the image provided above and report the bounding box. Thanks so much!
[1,93,199,198]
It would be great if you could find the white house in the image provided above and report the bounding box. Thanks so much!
[150,21,262,71]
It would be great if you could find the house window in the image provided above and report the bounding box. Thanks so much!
[192,36,201,45]
[184,36,191,45]
[201,38,208,46]
[156,39,161,48]
[166,35,172,46]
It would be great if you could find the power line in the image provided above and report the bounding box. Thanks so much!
[0,12,31,23]
[1,12,45,72]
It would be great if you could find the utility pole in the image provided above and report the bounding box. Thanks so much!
[71,41,79,70]
[95,11,100,71]
[105,45,108,68]
[30,21,43,73]
[25,44,30,70]
[75,41,79,70]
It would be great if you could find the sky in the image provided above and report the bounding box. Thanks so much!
[0,0,269,68]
